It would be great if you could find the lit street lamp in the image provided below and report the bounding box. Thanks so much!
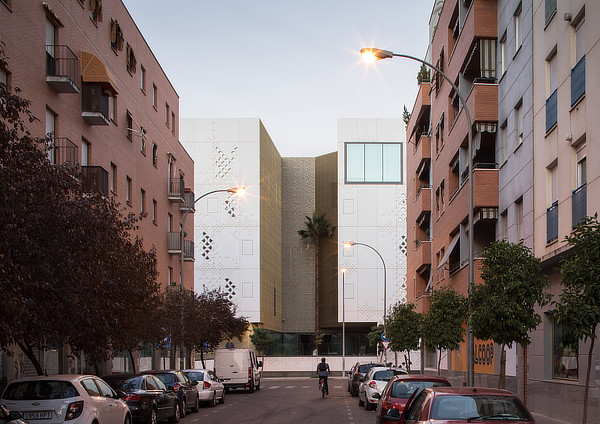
[344,241,388,364]
[360,47,475,385]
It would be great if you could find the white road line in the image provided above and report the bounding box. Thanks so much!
[269,385,280,389]
[285,385,295,389]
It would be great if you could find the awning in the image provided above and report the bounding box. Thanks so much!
[81,51,118,93]
[436,233,460,272]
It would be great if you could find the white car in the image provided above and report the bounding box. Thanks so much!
[357,367,407,411]
[1,375,131,424]
[182,370,224,407]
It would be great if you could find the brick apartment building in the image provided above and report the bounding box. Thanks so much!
[0,0,194,379]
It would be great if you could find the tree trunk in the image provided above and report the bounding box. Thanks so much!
[583,329,595,424]
[128,349,137,374]
[523,344,528,406]
[94,363,101,376]
[498,345,506,389]
[200,349,206,369]
[314,239,320,352]
[437,348,442,375]
[17,341,44,376]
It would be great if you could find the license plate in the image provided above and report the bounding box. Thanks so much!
[23,411,53,420]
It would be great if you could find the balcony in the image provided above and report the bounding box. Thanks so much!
[416,186,431,226]
[410,83,431,129]
[180,190,196,212]
[46,137,78,166]
[168,232,182,254]
[81,84,110,125]
[168,179,185,203]
[184,240,195,261]
[572,184,586,228]
[414,136,431,180]
[415,239,431,275]
[547,201,558,243]
[448,83,498,147]
[46,45,79,93]
[546,90,558,133]
[571,56,585,106]
[81,165,108,196]
[450,166,499,227]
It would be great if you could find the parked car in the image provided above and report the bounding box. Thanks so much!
[347,362,384,396]
[182,369,224,407]
[0,405,27,424]
[214,348,262,392]
[0,375,131,424]
[384,386,535,423]
[102,374,180,424]
[374,374,451,423]
[357,367,408,410]
[140,371,198,417]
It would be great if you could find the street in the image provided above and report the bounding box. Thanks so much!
[185,377,375,424]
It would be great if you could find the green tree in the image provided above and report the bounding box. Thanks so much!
[417,63,430,84]
[422,287,467,375]
[366,324,384,355]
[402,105,411,130]
[250,326,274,373]
[470,240,549,389]
[298,212,335,350]
[385,303,422,372]
[553,214,600,424]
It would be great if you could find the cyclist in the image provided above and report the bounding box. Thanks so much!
[316,357,330,395]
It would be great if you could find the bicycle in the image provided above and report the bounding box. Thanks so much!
[318,376,327,398]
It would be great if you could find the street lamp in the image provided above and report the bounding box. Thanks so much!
[341,268,347,376]
[179,187,245,290]
[344,241,388,364]
[361,47,475,385]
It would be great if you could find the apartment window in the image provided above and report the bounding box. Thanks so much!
[110,163,117,193]
[152,84,157,108]
[499,33,507,76]
[171,112,176,135]
[573,144,587,227]
[168,213,173,232]
[126,176,132,204]
[440,180,445,211]
[152,199,157,224]
[109,95,117,122]
[81,138,90,166]
[126,112,133,141]
[435,113,444,154]
[0,67,8,87]
[435,186,441,215]
[168,267,173,286]
[498,120,507,163]
[152,143,158,167]
[577,156,586,188]
[545,0,557,26]
[515,100,523,147]
[140,66,146,92]
[140,189,146,214]
[345,142,403,183]
[110,19,124,52]
[571,17,586,105]
[140,127,147,155]
[500,210,508,240]
[126,43,136,74]
[514,4,522,54]
[165,103,170,127]
[89,0,102,24]
[547,163,558,243]
[45,108,56,164]
[546,51,558,132]
[515,198,523,241]
[552,320,578,379]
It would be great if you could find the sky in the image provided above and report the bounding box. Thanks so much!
[122,1,434,157]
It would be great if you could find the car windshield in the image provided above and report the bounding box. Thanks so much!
[372,370,404,381]
[431,395,532,421]
[104,377,142,391]
[2,381,79,400]
[391,380,451,399]
[359,364,381,373]
[153,374,176,385]
[186,372,204,382]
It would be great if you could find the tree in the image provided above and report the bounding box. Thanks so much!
[402,106,411,130]
[416,63,430,84]
[422,287,467,374]
[553,214,600,424]
[385,303,422,372]
[250,326,273,373]
[470,240,549,389]
[298,212,335,351]
[0,47,160,374]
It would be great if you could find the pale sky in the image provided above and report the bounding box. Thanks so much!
[122,1,433,157]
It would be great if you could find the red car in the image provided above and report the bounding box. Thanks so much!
[382,386,535,423]
[374,374,451,423]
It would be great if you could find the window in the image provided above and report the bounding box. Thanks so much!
[126,112,133,141]
[110,19,124,51]
[514,4,522,54]
[546,51,558,132]
[141,189,146,214]
[498,120,507,163]
[45,108,56,164]
[552,319,578,379]
[515,100,523,147]
[126,176,132,204]
[109,94,116,122]
[547,163,558,243]
[435,114,444,154]
[81,138,90,166]
[152,143,158,167]
[152,199,157,224]
[165,103,170,127]
[168,213,173,232]
[126,43,136,74]
[140,66,146,92]
[545,0,557,26]
[573,146,587,227]
[577,156,586,188]
[440,180,445,212]
[80,378,100,397]
[140,127,147,155]
[152,84,157,108]
[345,142,403,183]
[171,112,176,135]
[168,266,173,285]
[499,33,507,76]
[571,16,586,105]
[500,210,508,240]
[89,0,102,24]
[110,163,117,193]
[515,198,523,241]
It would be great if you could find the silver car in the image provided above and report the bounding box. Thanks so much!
[357,367,407,411]
[183,370,224,407]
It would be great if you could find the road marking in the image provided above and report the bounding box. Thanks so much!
[302,385,311,389]
[269,385,280,389]
[285,385,295,389]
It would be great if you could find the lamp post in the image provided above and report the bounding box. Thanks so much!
[360,48,475,386]
[344,241,388,364]
[341,268,347,376]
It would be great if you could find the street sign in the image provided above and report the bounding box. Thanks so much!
[381,333,388,342]
[382,340,391,350]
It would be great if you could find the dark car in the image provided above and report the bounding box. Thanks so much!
[141,371,198,417]
[347,362,384,396]
[384,386,535,423]
[374,374,451,423]
[102,374,180,424]
[0,405,27,424]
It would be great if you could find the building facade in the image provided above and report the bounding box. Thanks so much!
[0,0,194,381]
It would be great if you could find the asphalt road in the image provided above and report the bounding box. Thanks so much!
[185,377,376,424]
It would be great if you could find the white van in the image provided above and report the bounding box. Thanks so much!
[214,348,262,392]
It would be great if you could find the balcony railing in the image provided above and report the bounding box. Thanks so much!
[459,162,497,186]
[168,179,185,203]
[81,165,108,196]
[547,201,559,243]
[184,240,195,261]
[572,183,587,228]
[46,45,80,93]
[82,84,110,125]
[546,90,558,133]
[571,56,585,106]
[180,190,196,212]
[168,232,182,254]
[46,137,78,166]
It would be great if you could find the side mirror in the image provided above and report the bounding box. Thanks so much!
[116,391,127,399]
[191,380,198,386]
[385,409,401,422]
[372,393,381,399]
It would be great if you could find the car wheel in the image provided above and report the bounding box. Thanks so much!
[358,395,364,406]
[351,386,358,397]
[124,415,131,424]
[168,402,180,423]
[180,399,186,418]
[365,400,372,411]
[147,408,157,424]
[219,391,225,404]
[191,394,199,412]
[255,381,261,391]
[249,381,255,393]
[209,392,216,407]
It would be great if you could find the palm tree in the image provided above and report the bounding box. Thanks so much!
[298,212,335,351]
